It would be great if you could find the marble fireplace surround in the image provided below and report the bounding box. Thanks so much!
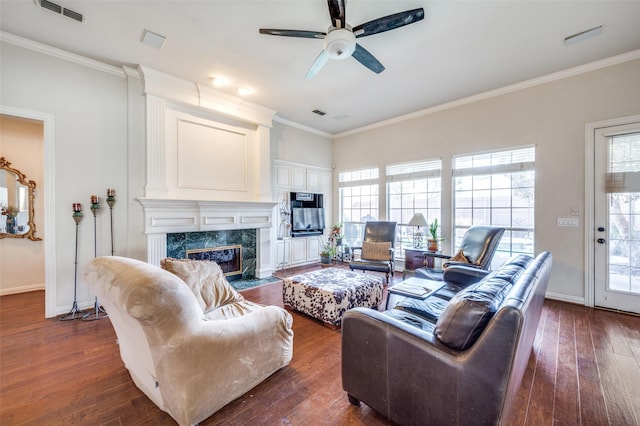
[137,199,277,278]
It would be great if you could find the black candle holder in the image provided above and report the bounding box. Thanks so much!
[83,195,108,321]
[106,189,115,256]
[60,204,87,320]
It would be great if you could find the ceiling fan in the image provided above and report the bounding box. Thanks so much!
[259,0,425,80]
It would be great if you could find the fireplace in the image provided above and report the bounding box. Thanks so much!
[138,199,277,278]
[187,245,242,277]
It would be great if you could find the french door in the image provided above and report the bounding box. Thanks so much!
[593,121,640,314]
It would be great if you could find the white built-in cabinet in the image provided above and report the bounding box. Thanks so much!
[274,160,332,268]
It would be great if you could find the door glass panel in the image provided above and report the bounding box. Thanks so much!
[608,132,640,295]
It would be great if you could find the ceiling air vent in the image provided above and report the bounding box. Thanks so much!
[39,0,84,22]
[312,109,326,116]
[62,7,84,22]
[40,0,61,14]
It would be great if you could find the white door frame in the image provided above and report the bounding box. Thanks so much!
[584,114,640,308]
[1,105,57,317]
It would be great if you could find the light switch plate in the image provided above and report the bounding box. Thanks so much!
[557,217,579,227]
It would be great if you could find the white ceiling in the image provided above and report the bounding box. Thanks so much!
[2,1,640,135]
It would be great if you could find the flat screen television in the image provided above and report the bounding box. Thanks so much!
[291,207,325,236]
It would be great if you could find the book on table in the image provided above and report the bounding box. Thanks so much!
[388,277,444,298]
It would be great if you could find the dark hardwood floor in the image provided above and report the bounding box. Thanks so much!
[1,264,639,425]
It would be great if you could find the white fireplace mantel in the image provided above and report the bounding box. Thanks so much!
[138,198,277,277]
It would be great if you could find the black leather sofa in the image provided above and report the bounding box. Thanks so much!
[341,252,552,425]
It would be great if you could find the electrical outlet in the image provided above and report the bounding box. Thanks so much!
[557,217,579,227]
[570,207,579,216]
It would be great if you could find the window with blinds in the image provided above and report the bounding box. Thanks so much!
[386,160,442,254]
[607,132,640,193]
[453,146,535,267]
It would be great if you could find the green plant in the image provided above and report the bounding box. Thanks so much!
[330,222,343,238]
[320,241,336,257]
[429,218,439,240]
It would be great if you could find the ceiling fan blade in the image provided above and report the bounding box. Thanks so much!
[259,29,326,39]
[352,43,385,74]
[353,8,424,38]
[327,0,346,28]
[306,50,330,80]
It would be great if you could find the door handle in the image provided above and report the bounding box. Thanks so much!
[597,238,606,244]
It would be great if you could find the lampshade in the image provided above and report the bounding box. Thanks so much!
[408,213,428,227]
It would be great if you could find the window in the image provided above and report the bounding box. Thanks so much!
[339,167,379,247]
[387,160,441,255]
[453,146,535,267]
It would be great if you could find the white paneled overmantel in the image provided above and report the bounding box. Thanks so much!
[137,65,277,202]
[138,198,277,277]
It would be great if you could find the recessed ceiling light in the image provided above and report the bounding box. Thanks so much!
[211,77,229,87]
[564,25,603,45]
[237,87,253,96]
[141,29,167,50]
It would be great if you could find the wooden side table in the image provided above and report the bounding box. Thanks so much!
[403,247,450,279]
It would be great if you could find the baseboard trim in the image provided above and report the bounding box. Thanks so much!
[545,291,585,306]
[1,284,45,296]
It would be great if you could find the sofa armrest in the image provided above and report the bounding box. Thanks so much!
[442,265,490,287]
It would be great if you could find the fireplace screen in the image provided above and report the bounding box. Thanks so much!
[186,244,242,277]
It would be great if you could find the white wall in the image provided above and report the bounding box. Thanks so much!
[333,58,640,302]
[0,41,132,314]
[271,121,332,168]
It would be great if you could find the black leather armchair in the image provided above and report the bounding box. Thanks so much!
[349,221,397,283]
[416,225,505,281]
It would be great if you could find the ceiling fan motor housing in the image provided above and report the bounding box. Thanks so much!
[324,28,356,60]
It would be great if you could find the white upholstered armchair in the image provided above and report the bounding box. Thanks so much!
[84,256,294,426]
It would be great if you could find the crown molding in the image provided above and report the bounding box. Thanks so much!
[273,115,332,138]
[335,48,640,139]
[0,31,125,78]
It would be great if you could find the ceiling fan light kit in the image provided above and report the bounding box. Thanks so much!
[259,0,424,79]
[324,28,356,60]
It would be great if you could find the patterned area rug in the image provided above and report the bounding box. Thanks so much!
[231,276,280,291]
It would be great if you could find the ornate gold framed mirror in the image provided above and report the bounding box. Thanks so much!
[0,157,41,241]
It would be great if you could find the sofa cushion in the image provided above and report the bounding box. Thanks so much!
[393,296,449,323]
[435,277,512,350]
[160,258,244,314]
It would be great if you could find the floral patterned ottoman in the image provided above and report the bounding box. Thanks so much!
[282,267,384,327]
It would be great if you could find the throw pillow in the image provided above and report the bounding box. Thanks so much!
[160,258,243,314]
[361,241,391,261]
[443,250,470,268]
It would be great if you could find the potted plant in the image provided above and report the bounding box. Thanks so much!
[331,222,343,246]
[320,242,336,265]
[428,219,442,251]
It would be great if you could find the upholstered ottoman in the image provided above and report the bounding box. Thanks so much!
[282,267,384,327]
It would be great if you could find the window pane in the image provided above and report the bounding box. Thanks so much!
[453,147,535,263]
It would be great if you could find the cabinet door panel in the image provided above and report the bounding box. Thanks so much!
[307,237,321,261]
[291,238,307,265]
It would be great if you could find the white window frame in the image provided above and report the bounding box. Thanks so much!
[386,159,442,258]
[452,146,535,267]
[339,167,380,248]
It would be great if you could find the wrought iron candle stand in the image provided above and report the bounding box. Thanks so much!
[60,203,87,320]
[106,188,115,256]
[83,195,108,321]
